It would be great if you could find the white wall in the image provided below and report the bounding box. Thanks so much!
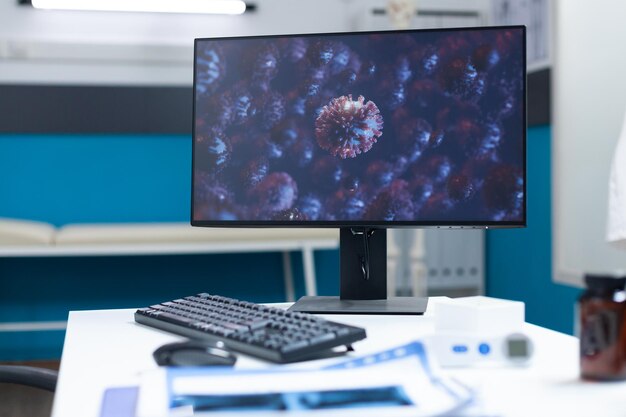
[0,0,489,85]
[0,0,355,85]
[553,0,626,285]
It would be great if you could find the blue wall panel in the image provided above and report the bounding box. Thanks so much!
[0,250,339,360]
[0,331,67,362]
[0,134,191,225]
[486,126,581,335]
[0,134,339,360]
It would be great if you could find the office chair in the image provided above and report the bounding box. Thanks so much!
[0,365,58,392]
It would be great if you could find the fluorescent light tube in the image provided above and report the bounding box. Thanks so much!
[31,0,247,15]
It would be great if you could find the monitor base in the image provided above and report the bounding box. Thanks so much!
[288,296,428,315]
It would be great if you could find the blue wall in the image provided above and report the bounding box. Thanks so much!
[0,128,581,360]
[0,134,339,360]
[486,126,581,334]
[0,134,192,225]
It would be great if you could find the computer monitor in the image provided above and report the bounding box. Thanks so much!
[192,26,526,314]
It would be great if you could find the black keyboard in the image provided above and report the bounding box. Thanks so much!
[135,293,367,363]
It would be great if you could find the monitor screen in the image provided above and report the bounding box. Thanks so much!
[192,26,526,227]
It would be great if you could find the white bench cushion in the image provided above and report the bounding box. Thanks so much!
[54,223,338,245]
[0,218,56,246]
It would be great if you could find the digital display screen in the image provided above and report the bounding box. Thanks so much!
[192,27,525,224]
[507,338,528,358]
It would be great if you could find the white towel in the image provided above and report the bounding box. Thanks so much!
[607,111,626,247]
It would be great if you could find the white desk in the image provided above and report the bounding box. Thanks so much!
[52,302,626,417]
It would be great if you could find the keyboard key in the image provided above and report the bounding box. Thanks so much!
[310,333,337,345]
[281,340,310,353]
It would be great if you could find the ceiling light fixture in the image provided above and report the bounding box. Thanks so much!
[31,0,247,15]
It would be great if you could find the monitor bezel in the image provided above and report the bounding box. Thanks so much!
[191,25,527,229]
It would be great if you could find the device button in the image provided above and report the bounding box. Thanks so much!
[478,343,491,355]
[452,345,468,353]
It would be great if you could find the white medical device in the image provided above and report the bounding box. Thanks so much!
[429,296,533,367]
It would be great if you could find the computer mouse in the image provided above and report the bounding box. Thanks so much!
[153,340,237,367]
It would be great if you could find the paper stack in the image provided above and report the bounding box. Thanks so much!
[134,341,475,417]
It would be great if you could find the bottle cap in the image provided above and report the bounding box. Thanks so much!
[584,274,626,291]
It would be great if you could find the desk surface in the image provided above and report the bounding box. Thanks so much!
[52,302,626,417]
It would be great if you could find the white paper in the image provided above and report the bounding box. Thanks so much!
[137,341,474,417]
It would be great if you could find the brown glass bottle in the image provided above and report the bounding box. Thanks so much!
[579,274,626,381]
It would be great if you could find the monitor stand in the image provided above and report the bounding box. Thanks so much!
[289,228,428,315]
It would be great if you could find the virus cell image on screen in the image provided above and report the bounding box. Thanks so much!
[315,95,384,159]
[193,28,525,223]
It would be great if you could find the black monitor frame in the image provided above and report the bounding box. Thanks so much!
[191,26,527,314]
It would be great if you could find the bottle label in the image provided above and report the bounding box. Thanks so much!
[581,310,620,356]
